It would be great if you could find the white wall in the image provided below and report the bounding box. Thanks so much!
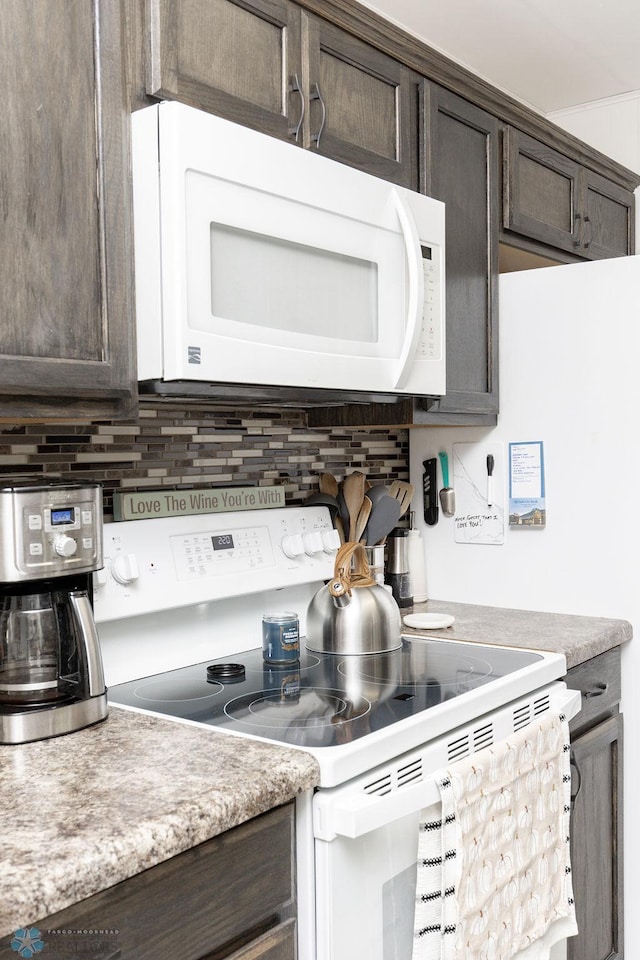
[548,92,640,175]
[409,257,640,625]
[549,92,640,248]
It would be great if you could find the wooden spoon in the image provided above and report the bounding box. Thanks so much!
[319,472,339,498]
[342,471,366,541]
[354,495,372,542]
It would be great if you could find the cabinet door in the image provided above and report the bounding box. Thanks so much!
[303,14,417,187]
[503,127,583,255]
[0,0,136,420]
[146,0,303,141]
[583,169,634,259]
[569,714,623,960]
[224,920,296,960]
[421,84,499,416]
[503,126,634,261]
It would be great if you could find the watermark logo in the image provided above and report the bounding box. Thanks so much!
[9,925,119,957]
[10,928,44,958]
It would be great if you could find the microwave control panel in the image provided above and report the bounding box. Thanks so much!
[417,244,443,363]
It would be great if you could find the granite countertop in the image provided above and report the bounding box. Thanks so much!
[403,599,632,669]
[0,707,319,938]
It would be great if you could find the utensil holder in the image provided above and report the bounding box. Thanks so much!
[363,545,385,585]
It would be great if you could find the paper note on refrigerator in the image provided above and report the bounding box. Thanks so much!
[452,442,505,545]
[508,441,546,528]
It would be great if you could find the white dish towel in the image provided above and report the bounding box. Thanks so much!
[412,710,577,960]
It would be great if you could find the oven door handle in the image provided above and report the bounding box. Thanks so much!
[313,686,581,842]
[314,774,441,842]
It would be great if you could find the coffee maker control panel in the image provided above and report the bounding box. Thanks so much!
[0,483,103,581]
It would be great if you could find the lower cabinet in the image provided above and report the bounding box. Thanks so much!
[567,649,623,960]
[0,803,296,960]
[227,921,296,960]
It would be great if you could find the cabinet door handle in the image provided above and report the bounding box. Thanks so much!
[570,756,582,806]
[289,73,305,142]
[583,215,593,249]
[572,212,583,247]
[583,681,608,698]
[310,82,326,148]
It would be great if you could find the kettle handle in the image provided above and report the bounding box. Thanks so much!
[330,542,376,599]
[69,590,106,697]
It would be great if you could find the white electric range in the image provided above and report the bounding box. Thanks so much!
[94,506,579,960]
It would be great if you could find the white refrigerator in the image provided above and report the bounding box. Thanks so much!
[409,254,640,955]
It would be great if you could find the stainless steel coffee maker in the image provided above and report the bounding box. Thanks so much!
[0,482,107,744]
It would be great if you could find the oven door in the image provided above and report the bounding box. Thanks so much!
[313,808,568,960]
[311,685,580,960]
[315,802,424,960]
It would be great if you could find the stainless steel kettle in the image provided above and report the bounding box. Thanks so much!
[306,542,401,655]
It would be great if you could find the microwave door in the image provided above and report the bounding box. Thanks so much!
[179,174,407,391]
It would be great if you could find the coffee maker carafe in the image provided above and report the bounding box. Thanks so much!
[0,483,107,744]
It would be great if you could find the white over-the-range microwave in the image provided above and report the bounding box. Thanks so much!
[131,101,446,402]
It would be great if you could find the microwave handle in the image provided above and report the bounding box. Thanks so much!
[392,188,425,390]
[313,685,581,842]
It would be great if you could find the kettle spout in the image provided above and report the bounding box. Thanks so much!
[329,579,351,608]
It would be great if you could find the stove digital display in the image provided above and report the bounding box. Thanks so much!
[51,507,75,526]
[211,534,235,551]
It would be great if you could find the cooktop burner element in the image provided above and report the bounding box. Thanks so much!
[133,675,224,703]
[225,688,371,728]
[108,636,543,753]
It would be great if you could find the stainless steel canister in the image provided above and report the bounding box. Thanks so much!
[384,529,413,608]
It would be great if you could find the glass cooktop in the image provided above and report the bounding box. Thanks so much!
[108,637,542,750]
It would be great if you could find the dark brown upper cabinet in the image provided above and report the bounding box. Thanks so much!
[145,0,303,143]
[420,84,500,419]
[503,127,635,261]
[144,0,417,187]
[301,14,417,186]
[0,0,136,420]
[306,83,500,430]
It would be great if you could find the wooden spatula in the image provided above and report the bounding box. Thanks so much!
[389,480,415,517]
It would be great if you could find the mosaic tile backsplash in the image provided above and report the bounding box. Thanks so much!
[0,402,409,520]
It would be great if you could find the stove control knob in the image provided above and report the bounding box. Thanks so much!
[281,534,304,559]
[321,529,342,553]
[303,532,324,555]
[111,552,139,585]
[54,535,78,558]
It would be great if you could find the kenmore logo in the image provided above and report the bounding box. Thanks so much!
[187,346,201,365]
